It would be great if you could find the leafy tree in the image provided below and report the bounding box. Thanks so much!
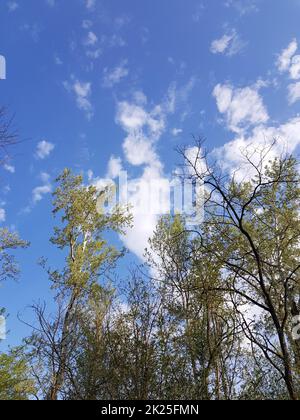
[0,228,28,282]
[149,215,241,400]
[28,169,131,400]
[0,109,30,400]
[182,142,300,400]
[0,348,36,400]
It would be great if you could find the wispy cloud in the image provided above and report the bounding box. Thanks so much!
[106,156,123,179]
[63,78,94,120]
[224,0,259,16]
[277,39,300,80]
[84,31,98,47]
[213,83,269,133]
[35,140,55,160]
[85,0,96,11]
[32,173,52,205]
[0,208,6,223]
[22,172,52,214]
[102,60,129,88]
[288,82,300,105]
[211,29,246,56]
[7,1,19,12]
[20,23,42,42]
[3,163,15,174]
[46,0,55,7]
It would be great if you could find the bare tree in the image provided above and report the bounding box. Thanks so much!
[0,107,19,166]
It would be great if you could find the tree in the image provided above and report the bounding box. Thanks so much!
[65,284,115,400]
[0,228,28,283]
[0,348,36,400]
[0,108,30,400]
[149,215,242,400]
[0,107,19,165]
[0,108,28,284]
[67,269,166,400]
[181,142,300,400]
[0,108,28,285]
[28,169,131,400]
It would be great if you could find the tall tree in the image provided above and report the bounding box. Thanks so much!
[29,169,131,400]
[0,108,30,400]
[182,142,300,400]
[149,215,241,400]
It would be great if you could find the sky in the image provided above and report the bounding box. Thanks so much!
[1,0,300,347]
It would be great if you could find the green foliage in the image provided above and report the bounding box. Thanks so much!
[28,169,132,400]
[4,154,300,400]
[0,228,29,282]
[0,348,36,400]
[49,169,131,292]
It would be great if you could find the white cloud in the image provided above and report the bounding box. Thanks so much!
[192,3,205,22]
[32,185,52,203]
[84,31,98,46]
[288,82,300,104]
[86,48,102,60]
[290,55,300,80]
[90,165,164,262]
[120,164,170,261]
[123,134,160,167]
[117,102,148,132]
[277,39,300,80]
[211,29,245,56]
[225,0,259,16]
[32,172,52,204]
[102,60,129,88]
[108,34,126,48]
[277,39,298,73]
[0,209,6,223]
[7,1,18,12]
[3,163,15,174]
[85,0,96,10]
[107,156,123,179]
[113,88,185,260]
[172,128,183,136]
[82,20,93,29]
[63,78,93,119]
[185,146,207,174]
[82,27,101,60]
[116,97,168,167]
[35,140,55,160]
[211,33,233,54]
[212,116,300,181]
[213,83,269,133]
[54,55,63,65]
[115,81,194,167]
[122,212,158,261]
[96,81,195,261]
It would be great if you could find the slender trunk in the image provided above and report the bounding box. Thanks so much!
[47,288,80,400]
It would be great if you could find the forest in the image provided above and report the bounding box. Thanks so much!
[0,107,300,401]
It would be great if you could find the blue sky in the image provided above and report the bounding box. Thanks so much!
[1,0,300,347]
